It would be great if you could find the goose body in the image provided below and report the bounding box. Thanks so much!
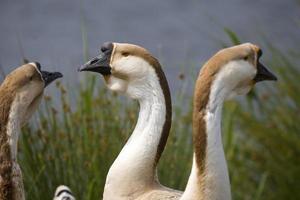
[181,43,277,200]
[0,62,62,200]
[80,42,181,200]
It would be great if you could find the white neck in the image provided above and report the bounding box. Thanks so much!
[104,74,167,199]
[182,71,232,200]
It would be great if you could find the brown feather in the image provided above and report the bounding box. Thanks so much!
[192,43,261,198]
[0,82,16,200]
[0,63,42,200]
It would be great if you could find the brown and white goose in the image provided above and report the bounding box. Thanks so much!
[79,42,181,200]
[181,43,277,200]
[0,62,62,200]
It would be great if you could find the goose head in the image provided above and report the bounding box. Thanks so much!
[0,62,62,125]
[79,42,166,100]
[53,185,75,200]
[201,43,277,98]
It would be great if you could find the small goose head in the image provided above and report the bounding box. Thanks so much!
[53,185,75,200]
[1,62,62,125]
[80,42,165,99]
[202,43,277,98]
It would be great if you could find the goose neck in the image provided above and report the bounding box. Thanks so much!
[182,72,232,200]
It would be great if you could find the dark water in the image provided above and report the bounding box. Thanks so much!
[0,0,299,93]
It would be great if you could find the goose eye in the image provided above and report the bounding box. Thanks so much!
[122,52,129,57]
[243,56,248,61]
[29,76,33,81]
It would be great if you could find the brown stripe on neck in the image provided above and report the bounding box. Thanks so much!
[0,83,16,200]
[193,52,225,191]
[152,61,172,167]
[137,51,172,167]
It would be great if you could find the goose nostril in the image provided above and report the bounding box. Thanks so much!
[101,42,113,53]
[90,58,99,65]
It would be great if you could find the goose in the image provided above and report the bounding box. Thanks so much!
[79,42,182,200]
[181,43,277,200]
[53,185,75,200]
[78,42,276,200]
[0,62,62,200]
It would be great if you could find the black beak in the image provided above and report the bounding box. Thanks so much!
[253,62,277,83]
[78,53,112,75]
[41,71,63,88]
[78,42,113,75]
[33,62,63,88]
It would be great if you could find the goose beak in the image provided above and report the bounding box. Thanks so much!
[253,62,277,83]
[78,52,112,75]
[41,71,63,87]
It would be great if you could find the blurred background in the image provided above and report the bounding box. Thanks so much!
[0,0,299,199]
[1,0,299,89]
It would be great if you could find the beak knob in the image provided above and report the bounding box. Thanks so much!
[101,42,113,53]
